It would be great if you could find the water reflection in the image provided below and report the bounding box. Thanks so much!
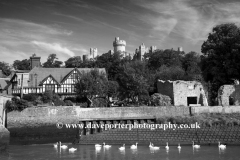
[192,148,200,155]
[178,148,181,154]
[131,148,138,155]
[166,148,169,154]
[95,147,101,157]
[119,149,125,155]
[219,148,226,155]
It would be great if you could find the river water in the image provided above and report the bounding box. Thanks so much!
[0,144,239,160]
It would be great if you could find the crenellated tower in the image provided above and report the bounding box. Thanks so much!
[113,37,126,53]
[89,48,98,59]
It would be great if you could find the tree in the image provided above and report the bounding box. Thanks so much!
[117,61,150,103]
[182,51,202,81]
[0,61,11,76]
[201,23,240,104]
[155,65,186,81]
[75,69,108,107]
[107,80,119,98]
[147,49,182,70]
[13,59,30,70]
[43,54,63,68]
[65,56,82,68]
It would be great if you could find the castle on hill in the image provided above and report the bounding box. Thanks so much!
[82,37,183,61]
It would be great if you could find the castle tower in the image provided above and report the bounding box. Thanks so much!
[113,37,126,53]
[138,43,146,61]
[89,48,98,59]
[178,47,183,52]
[149,46,157,53]
[30,54,41,69]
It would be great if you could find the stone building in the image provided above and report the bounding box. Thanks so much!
[113,37,126,53]
[218,84,240,106]
[157,80,208,106]
[134,43,157,61]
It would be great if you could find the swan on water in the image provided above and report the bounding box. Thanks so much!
[59,142,68,149]
[53,142,58,148]
[177,143,181,149]
[119,144,125,150]
[95,144,102,147]
[165,142,169,150]
[218,142,226,149]
[103,142,111,148]
[130,142,138,149]
[192,141,200,149]
[151,143,160,150]
[69,147,77,152]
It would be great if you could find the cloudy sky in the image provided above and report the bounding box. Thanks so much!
[1,0,240,64]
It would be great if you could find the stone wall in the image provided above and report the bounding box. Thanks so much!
[79,126,240,145]
[7,106,189,145]
[15,106,190,120]
[7,105,240,145]
[191,106,240,115]
[157,80,208,106]
[218,85,240,106]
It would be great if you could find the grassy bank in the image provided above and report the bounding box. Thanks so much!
[156,113,240,127]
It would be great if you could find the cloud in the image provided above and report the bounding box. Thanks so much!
[135,0,240,44]
[0,18,73,36]
[31,41,75,57]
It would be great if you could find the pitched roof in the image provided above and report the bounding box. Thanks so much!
[0,78,10,90]
[0,70,7,78]
[29,67,106,86]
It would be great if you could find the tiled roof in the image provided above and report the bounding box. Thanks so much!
[29,67,106,86]
[0,78,10,90]
[0,70,7,78]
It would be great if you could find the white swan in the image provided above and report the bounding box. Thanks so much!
[218,142,226,149]
[149,142,153,148]
[59,142,68,149]
[69,147,77,152]
[165,142,169,150]
[151,143,160,150]
[192,141,200,149]
[119,144,125,150]
[177,143,181,149]
[53,142,58,148]
[95,144,102,147]
[103,142,111,148]
[130,142,138,149]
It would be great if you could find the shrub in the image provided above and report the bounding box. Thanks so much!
[65,100,74,106]
[150,93,172,106]
[64,97,76,103]
[41,90,54,103]
[92,97,108,107]
[54,99,66,106]
[6,97,31,112]
[22,93,38,102]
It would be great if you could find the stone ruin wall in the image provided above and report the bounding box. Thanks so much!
[173,81,208,106]
[218,85,240,106]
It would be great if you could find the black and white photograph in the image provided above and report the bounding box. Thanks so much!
[0,0,240,159]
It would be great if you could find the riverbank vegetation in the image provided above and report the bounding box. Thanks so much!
[156,113,240,126]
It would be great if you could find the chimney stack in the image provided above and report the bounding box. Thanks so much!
[30,54,41,70]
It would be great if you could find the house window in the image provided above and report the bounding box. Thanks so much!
[72,85,76,92]
[45,84,55,91]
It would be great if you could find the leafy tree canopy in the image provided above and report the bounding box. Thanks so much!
[43,54,63,68]
[65,56,82,68]
[13,59,30,70]
[0,61,11,76]
[147,49,183,70]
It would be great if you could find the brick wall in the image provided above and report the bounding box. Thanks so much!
[79,125,240,145]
